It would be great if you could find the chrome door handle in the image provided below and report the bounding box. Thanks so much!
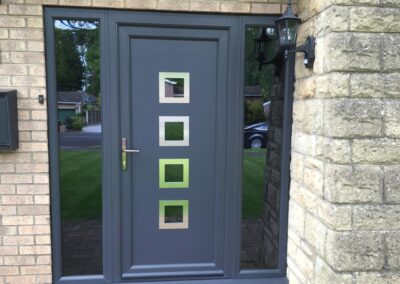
[122,138,140,170]
[122,149,140,153]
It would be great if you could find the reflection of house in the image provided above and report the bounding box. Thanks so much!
[245,85,262,102]
[57,91,97,123]
[165,79,184,98]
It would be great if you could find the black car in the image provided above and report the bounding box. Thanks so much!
[244,122,268,149]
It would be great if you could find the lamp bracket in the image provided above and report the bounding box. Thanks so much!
[288,36,316,69]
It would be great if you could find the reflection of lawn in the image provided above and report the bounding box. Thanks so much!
[60,150,102,220]
[243,149,266,218]
[165,122,184,141]
[59,149,266,220]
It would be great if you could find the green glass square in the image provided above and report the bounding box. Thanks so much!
[165,122,184,141]
[164,205,183,223]
[159,159,189,188]
[159,200,189,229]
[165,164,184,182]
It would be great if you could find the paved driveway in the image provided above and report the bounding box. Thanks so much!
[59,125,101,149]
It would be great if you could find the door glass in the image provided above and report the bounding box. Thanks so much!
[159,200,189,229]
[54,19,102,276]
[159,72,190,103]
[241,26,281,270]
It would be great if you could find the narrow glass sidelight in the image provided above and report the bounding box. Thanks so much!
[240,26,281,270]
[54,19,103,276]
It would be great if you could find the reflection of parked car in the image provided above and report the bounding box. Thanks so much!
[244,122,268,149]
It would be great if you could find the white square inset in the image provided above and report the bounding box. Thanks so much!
[159,116,189,147]
[159,72,190,104]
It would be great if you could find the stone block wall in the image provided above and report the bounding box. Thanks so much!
[0,1,293,283]
[262,75,283,268]
[288,0,400,283]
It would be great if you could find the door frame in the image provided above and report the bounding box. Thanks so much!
[45,7,293,284]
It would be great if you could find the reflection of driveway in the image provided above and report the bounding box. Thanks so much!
[59,131,101,149]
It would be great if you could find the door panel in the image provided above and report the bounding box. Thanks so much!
[117,24,233,280]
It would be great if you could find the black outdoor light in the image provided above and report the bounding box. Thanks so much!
[254,27,278,70]
[256,0,316,69]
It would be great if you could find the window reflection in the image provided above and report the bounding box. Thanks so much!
[241,26,281,270]
[55,19,102,276]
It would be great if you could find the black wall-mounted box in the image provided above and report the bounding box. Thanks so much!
[0,90,19,150]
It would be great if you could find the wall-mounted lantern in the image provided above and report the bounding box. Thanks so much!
[256,0,316,69]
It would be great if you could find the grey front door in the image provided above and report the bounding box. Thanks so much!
[112,12,240,281]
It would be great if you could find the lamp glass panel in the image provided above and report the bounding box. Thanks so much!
[278,19,299,46]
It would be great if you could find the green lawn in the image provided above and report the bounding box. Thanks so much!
[242,149,266,218]
[60,149,102,220]
[165,122,184,141]
[59,149,266,221]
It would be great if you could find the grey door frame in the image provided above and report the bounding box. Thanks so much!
[45,7,293,284]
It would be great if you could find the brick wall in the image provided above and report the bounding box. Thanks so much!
[0,1,292,283]
[288,0,400,283]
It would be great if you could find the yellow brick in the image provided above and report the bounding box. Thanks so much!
[5,276,36,284]
[2,216,34,225]
[12,75,46,87]
[0,64,28,75]
[0,185,15,194]
[21,265,51,275]
[0,40,26,51]
[19,225,50,235]
[190,1,220,12]
[0,16,25,27]
[158,0,190,11]
[11,52,45,64]
[18,110,30,120]
[92,0,124,8]
[4,256,35,266]
[33,174,49,184]
[1,174,32,184]
[251,3,281,14]
[125,0,157,9]
[0,266,19,276]
[0,164,15,173]
[32,153,49,163]
[59,0,91,6]
[19,245,51,255]
[17,185,48,194]
[9,4,42,16]
[31,131,48,142]
[221,2,251,13]
[34,195,49,205]
[16,163,48,173]
[2,195,33,205]
[27,41,44,52]
[3,236,34,247]
[0,205,17,216]
[35,235,51,245]
[36,255,51,264]
[18,205,49,216]
[26,16,43,28]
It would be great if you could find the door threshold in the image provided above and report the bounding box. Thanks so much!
[116,278,288,284]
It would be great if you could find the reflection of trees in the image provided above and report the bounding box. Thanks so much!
[245,27,277,101]
[55,20,100,98]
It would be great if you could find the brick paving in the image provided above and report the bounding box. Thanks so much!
[61,219,103,276]
[241,218,266,269]
[61,218,264,275]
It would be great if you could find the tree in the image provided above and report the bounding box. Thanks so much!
[244,26,277,101]
[54,20,100,98]
[55,28,84,91]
